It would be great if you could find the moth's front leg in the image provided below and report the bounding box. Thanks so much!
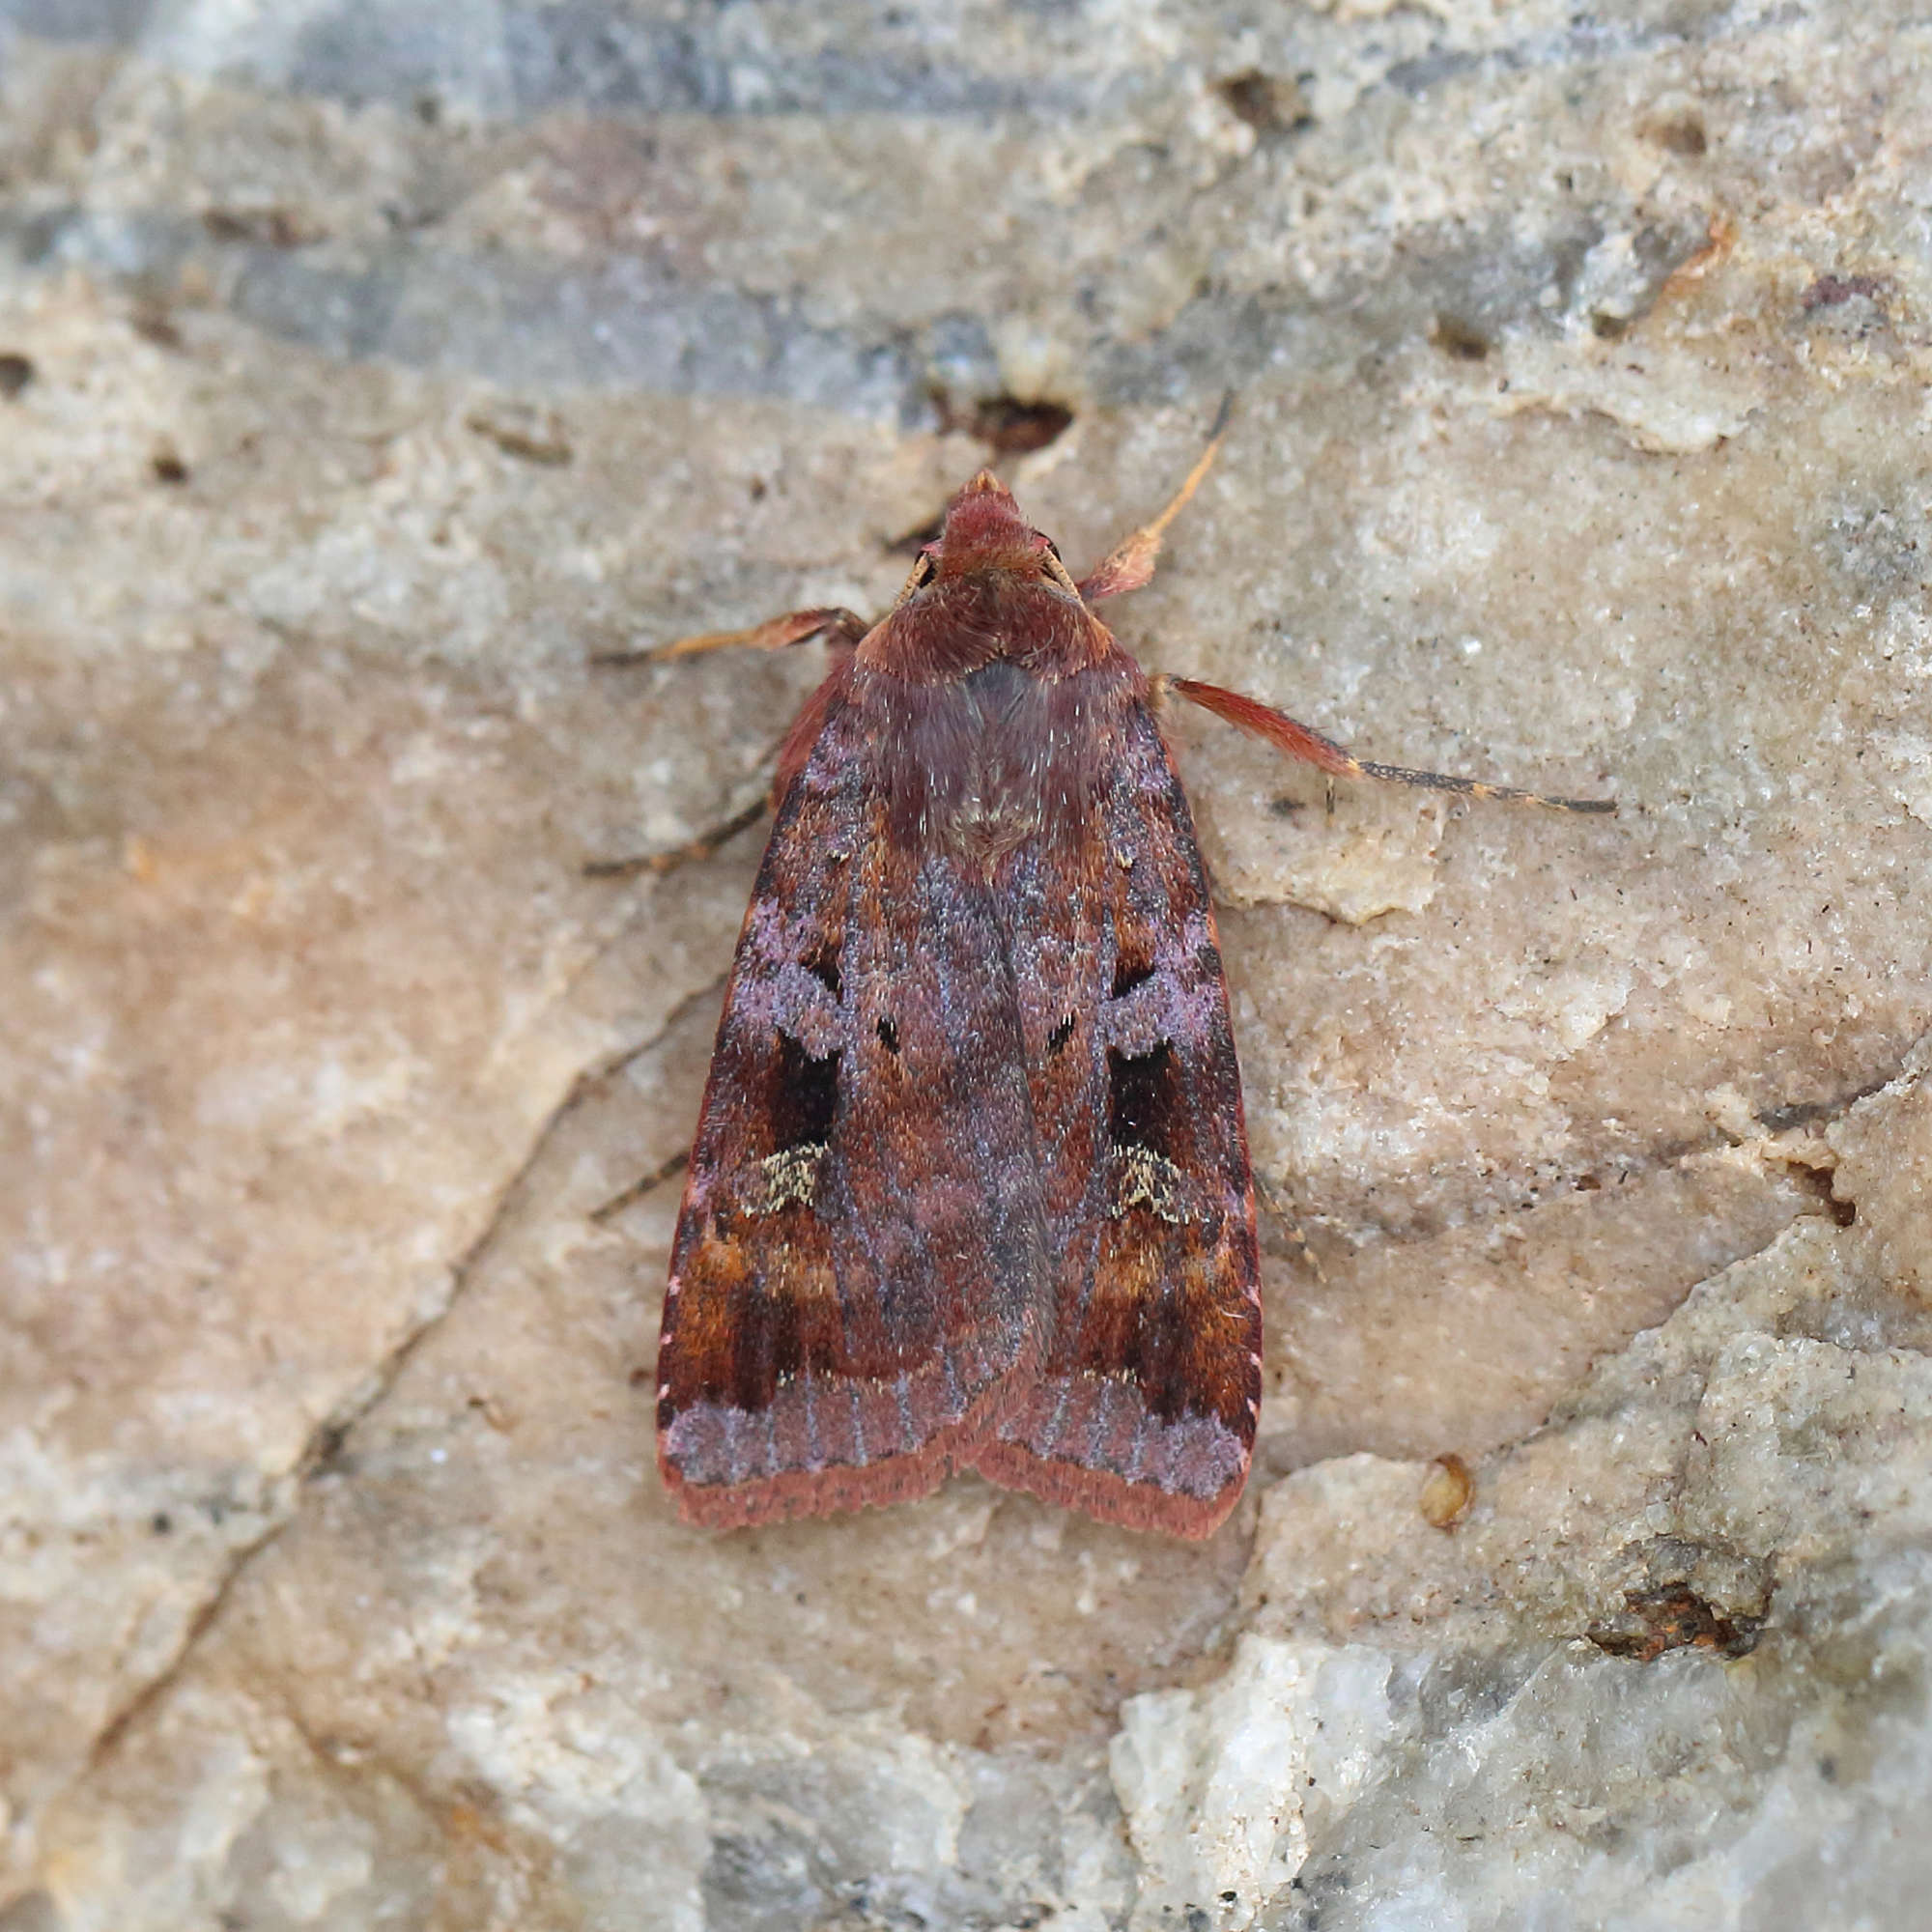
[592,605,869,668]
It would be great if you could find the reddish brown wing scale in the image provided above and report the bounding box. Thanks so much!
[657,660,1053,1529]
[973,690,1260,1535]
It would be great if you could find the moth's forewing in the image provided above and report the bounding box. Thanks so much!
[970,685,1261,1539]
[656,662,1048,1530]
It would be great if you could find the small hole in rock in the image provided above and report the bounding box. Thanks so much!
[132,309,184,349]
[1216,69,1313,136]
[1644,110,1708,156]
[932,388,1074,456]
[1789,1158,1856,1227]
[1431,314,1491,361]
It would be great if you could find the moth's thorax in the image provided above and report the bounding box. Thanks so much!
[848,498,1139,860]
[860,568,1112,684]
[862,651,1140,866]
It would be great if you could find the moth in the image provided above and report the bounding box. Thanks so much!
[630,420,1611,1538]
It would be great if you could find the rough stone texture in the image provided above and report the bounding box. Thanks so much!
[2,1,1929,1926]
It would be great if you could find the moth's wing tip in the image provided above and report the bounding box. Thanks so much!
[968,1436,1249,1541]
[657,1424,979,1533]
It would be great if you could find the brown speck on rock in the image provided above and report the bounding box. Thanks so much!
[1216,69,1314,137]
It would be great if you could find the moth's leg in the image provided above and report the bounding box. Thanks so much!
[1154,674,1618,815]
[582,796,769,880]
[590,605,868,668]
[1077,393,1235,603]
[589,1150,690,1225]
[585,611,867,877]
[1255,1174,1329,1284]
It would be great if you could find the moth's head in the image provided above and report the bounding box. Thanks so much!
[928,470,1058,579]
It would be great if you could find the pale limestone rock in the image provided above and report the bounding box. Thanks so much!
[1115,1177,1932,1926]
[3,1,1931,1926]
[1113,1635,1406,1929]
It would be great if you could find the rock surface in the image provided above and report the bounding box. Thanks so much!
[2,1,1929,1926]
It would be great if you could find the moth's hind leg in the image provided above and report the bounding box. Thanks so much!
[1076,393,1235,603]
[1153,674,1618,816]
[1255,1174,1329,1285]
[582,796,770,880]
[584,608,869,879]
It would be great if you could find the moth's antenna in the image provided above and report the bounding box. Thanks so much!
[1077,394,1237,603]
